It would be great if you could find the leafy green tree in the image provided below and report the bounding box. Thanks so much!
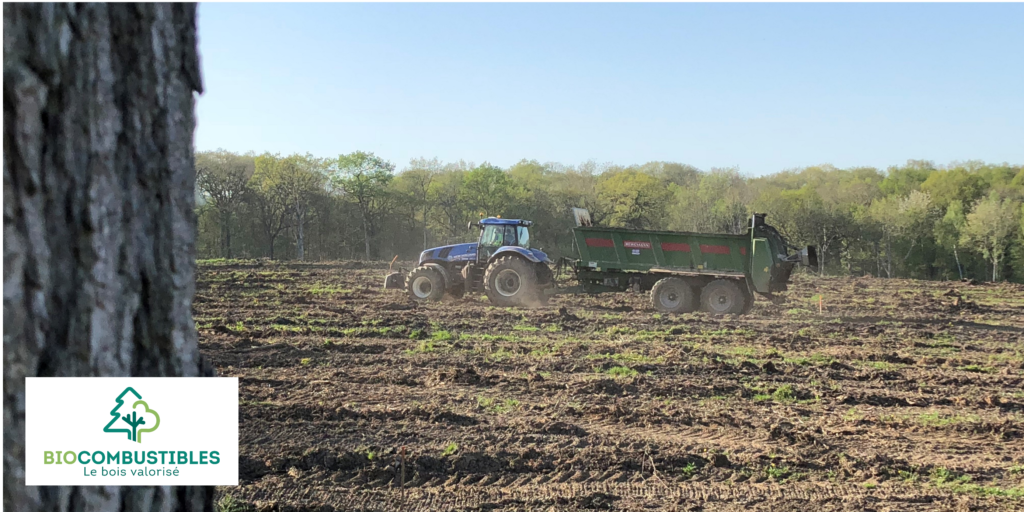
[868,191,934,278]
[960,193,1021,281]
[427,166,469,244]
[597,168,671,229]
[250,153,328,261]
[459,163,527,218]
[934,200,968,279]
[195,150,255,258]
[250,154,294,259]
[669,168,749,234]
[879,160,933,196]
[393,158,441,251]
[334,151,395,259]
[285,155,329,261]
[920,167,984,211]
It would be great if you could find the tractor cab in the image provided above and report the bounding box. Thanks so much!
[472,217,532,262]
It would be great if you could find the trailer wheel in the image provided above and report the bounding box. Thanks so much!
[650,277,697,314]
[407,266,445,302]
[484,256,538,307]
[700,279,746,315]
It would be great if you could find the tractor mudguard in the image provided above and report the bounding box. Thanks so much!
[491,246,550,264]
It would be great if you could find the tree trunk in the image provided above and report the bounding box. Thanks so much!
[953,245,963,280]
[296,209,305,261]
[361,206,372,260]
[885,237,893,278]
[4,4,213,511]
[221,209,233,259]
[874,241,881,277]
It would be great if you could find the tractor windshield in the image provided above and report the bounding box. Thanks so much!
[480,224,530,248]
[481,225,514,247]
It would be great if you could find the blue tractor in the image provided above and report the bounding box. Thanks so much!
[383,217,553,307]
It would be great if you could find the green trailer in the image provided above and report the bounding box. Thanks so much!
[555,211,816,315]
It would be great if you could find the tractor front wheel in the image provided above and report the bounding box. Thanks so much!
[650,277,698,314]
[407,266,445,302]
[485,256,539,307]
[700,279,746,315]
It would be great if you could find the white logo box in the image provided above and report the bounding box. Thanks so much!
[25,377,238,486]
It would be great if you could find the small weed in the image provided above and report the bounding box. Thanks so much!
[300,358,312,366]
[512,324,539,332]
[477,396,521,414]
[406,340,443,354]
[917,412,980,427]
[772,384,796,402]
[431,330,453,341]
[898,470,919,482]
[765,464,791,480]
[931,467,970,485]
[308,282,351,295]
[862,482,877,489]
[680,462,698,478]
[753,384,796,403]
[605,366,639,378]
[844,407,864,422]
[724,346,759,358]
[486,348,516,362]
[441,442,459,457]
[216,494,248,512]
[587,352,664,364]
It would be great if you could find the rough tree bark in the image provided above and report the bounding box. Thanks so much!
[4,4,213,511]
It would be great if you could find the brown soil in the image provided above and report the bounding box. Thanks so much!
[197,261,1024,511]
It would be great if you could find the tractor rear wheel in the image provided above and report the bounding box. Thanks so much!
[700,279,746,315]
[407,266,445,302]
[485,256,539,307]
[650,277,698,314]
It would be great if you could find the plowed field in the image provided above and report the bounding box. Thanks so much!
[197,260,1024,511]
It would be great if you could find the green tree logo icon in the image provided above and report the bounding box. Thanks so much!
[103,387,160,443]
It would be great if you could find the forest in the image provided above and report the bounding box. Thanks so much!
[195,150,1024,283]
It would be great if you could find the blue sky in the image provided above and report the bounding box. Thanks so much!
[195,3,1023,175]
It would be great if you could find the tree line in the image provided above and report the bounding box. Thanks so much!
[195,150,1024,282]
